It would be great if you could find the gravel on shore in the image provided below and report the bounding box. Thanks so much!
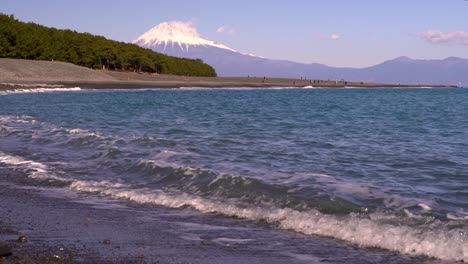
[1,58,455,90]
[0,166,430,264]
[0,168,304,264]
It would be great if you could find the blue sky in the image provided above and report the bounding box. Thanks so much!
[1,0,467,67]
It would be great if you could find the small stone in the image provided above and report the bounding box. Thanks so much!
[18,235,28,243]
[102,239,111,245]
[0,243,12,257]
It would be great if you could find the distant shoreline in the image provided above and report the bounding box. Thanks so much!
[0,58,459,90]
[1,79,458,91]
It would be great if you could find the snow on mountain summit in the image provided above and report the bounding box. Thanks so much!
[132,21,235,52]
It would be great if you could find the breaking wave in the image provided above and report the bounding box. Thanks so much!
[1,112,468,262]
[1,148,467,262]
[0,87,82,95]
[69,179,468,262]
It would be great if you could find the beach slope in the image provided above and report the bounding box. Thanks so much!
[0,58,456,89]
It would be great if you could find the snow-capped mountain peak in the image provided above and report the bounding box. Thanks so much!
[132,21,235,52]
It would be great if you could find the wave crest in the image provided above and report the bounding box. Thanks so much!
[70,179,468,262]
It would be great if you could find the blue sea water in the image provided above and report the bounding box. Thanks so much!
[0,87,467,262]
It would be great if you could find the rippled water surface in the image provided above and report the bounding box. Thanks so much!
[1,87,467,262]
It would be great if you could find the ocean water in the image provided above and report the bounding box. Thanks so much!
[1,87,467,262]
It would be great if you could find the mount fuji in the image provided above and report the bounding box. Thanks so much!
[133,21,468,86]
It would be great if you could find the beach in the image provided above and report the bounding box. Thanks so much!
[0,167,433,264]
[1,168,301,264]
[0,58,456,90]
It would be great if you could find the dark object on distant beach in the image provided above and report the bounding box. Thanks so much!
[102,239,111,245]
[0,243,12,257]
[17,235,28,243]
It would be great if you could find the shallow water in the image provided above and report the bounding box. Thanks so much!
[0,87,467,262]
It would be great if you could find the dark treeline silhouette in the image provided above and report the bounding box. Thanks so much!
[0,14,217,77]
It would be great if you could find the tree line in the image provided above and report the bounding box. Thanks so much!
[0,14,217,77]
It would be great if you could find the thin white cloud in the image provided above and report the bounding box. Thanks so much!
[216,26,226,33]
[313,32,341,40]
[217,26,236,35]
[329,34,340,40]
[419,30,468,45]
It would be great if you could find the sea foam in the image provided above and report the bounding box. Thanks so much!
[0,87,81,95]
[0,151,67,181]
[1,146,467,262]
[70,180,468,262]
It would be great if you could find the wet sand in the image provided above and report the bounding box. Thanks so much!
[0,168,300,264]
[0,167,435,264]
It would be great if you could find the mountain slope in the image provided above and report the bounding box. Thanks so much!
[132,22,342,78]
[133,21,468,86]
[352,57,468,85]
[133,21,235,53]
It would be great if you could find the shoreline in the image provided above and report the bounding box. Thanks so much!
[0,78,459,90]
[0,168,298,264]
[0,167,431,264]
[0,58,458,90]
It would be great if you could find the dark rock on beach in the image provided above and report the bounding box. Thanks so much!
[17,235,28,243]
[0,242,12,257]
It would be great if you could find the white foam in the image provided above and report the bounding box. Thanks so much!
[418,203,432,211]
[70,180,468,262]
[282,172,376,198]
[0,151,66,181]
[138,148,196,169]
[66,128,102,138]
[447,213,468,220]
[0,115,37,124]
[0,115,110,143]
[403,209,425,219]
[139,157,179,169]
[277,172,336,184]
[0,87,82,95]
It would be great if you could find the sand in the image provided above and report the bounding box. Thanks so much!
[0,58,115,82]
[0,168,299,264]
[0,58,456,90]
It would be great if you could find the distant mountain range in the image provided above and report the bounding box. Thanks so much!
[133,21,468,86]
